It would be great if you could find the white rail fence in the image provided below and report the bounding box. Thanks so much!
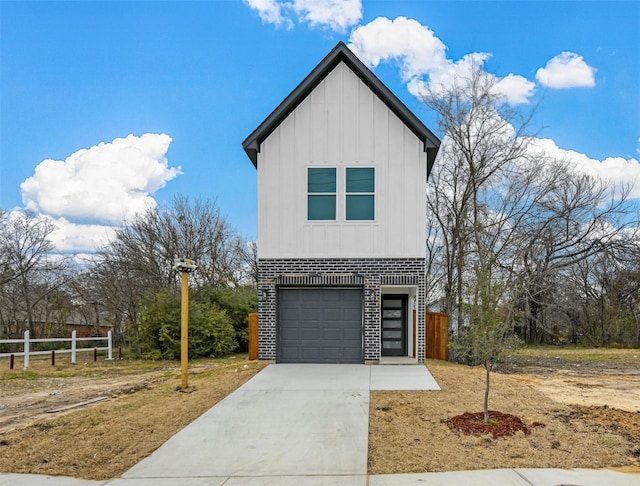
[0,330,113,369]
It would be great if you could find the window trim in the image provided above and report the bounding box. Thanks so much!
[307,167,337,221]
[345,167,375,221]
[305,166,376,223]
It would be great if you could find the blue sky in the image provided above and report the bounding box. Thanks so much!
[1,0,639,255]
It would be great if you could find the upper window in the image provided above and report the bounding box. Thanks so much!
[307,167,375,221]
[346,168,375,220]
[307,168,336,220]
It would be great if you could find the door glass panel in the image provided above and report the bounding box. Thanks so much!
[383,341,401,349]
[381,296,406,356]
[383,299,402,307]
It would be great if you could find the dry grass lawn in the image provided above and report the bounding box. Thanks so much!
[369,358,640,474]
[0,355,267,479]
[0,348,639,480]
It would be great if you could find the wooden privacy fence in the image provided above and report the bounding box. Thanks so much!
[0,330,113,369]
[426,312,449,361]
[248,313,259,360]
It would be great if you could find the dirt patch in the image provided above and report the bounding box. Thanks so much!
[513,374,640,413]
[368,358,640,474]
[495,348,640,377]
[0,355,267,479]
[0,373,170,434]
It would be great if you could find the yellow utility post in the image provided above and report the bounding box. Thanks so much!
[180,270,189,389]
[173,258,197,390]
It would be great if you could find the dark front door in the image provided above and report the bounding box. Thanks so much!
[381,295,407,356]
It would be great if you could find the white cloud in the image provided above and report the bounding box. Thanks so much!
[349,16,535,105]
[49,217,117,254]
[529,137,640,199]
[21,133,180,225]
[348,16,448,80]
[536,52,597,89]
[244,0,292,28]
[293,0,362,32]
[493,74,536,105]
[245,0,362,32]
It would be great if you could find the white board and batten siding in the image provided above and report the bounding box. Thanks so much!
[257,61,427,260]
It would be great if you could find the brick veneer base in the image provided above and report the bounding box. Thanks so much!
[258,258,426,362]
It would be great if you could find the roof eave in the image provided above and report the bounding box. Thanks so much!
[242,41,441,170]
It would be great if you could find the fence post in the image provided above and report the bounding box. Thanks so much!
[71,330,77,364]
[23,330,30,370]
[107,331,113,360]
[248,313,258,360]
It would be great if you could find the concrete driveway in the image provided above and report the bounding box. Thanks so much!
[119,365,369,483]
[118,363,438,484]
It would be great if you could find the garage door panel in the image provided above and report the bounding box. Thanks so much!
[343,309,362,320]
[322,347,342,360]
[281,308,301,320]
[278,288,363,363]
[322,327,341,340]
[323,308,342,321]
[280,328,301,340]
[343,327,362,341]
[302,308,321,320]
[322,291,342,303]
[301,347,322,360]
[300,328,321,340]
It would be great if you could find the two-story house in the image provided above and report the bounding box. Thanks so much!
[242,42,440,364]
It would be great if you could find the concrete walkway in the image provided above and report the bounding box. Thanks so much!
[2,364,638,485]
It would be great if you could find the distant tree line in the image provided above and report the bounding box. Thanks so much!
[422,67,640,350]
[0,196,257,359]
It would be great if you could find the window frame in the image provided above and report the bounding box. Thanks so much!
[307,167,337,221]
[345,167,375,221]
[305,166,376,222]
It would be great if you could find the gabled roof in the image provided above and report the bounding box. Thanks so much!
[242,41,440,174]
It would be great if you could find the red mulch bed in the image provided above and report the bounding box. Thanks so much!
[445,410,546,439]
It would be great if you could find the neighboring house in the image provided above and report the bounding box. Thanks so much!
[242,42,440,363]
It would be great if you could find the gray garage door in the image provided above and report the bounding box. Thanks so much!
[278,288,363,363]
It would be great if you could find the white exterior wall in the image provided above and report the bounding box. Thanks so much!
[257,62,427,259]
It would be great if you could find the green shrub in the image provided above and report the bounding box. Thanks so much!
[139,289,238,360]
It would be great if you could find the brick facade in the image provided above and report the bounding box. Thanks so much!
[258,258,426,362]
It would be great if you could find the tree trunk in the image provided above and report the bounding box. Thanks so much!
[484,361,491,423]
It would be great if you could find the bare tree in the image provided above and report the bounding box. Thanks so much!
[92,195,251,347]
[512,166,636,343]
[564,233,640,346]
[421,65,538,332]
[0,210,68,337]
